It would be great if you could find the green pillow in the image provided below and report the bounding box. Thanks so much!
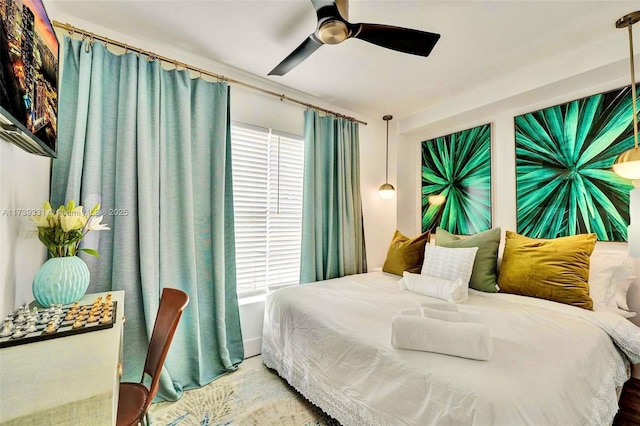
[435,227,501,293]
[497,231,596,310]
[382,230,430,276]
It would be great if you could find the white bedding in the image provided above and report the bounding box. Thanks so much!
[262,272,640,426]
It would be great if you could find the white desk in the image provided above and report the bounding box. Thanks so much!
[0,290,125,425]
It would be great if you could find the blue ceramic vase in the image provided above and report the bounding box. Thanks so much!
[32,257,90,307]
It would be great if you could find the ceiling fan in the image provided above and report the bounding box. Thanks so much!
[268,0,441,76]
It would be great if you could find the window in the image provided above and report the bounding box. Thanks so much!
[230,122,304,297]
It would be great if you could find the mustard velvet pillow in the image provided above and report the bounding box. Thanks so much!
[497,231,596,310]
[382,230,430,276]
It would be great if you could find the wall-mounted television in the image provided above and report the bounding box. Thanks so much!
[0,0,58,157]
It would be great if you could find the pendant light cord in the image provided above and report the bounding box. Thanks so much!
[383,115,392,184]
[628,22,639,149]
[385,119,389,183]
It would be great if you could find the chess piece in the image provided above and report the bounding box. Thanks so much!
[72,320,83,329]
[87,314,97,323]
[11,329,24,338]
[31,307,38,316]
[25,320,37,333]
[44,321,56,333]
[100,315,112,324]
[0,320,12,337]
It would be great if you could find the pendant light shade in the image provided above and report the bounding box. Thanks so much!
[378,183,395,199]
[378,115,395,199]
[613,12,640,181]
[612,148,640,180]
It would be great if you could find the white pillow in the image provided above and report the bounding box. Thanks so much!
[398,271,464,302]
[589,250,636,311]
[420,243,478,301]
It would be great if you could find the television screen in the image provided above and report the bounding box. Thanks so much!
[0,0,58,157]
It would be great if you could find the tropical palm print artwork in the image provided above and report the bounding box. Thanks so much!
[515,85,638,241]
[421,124,492,234]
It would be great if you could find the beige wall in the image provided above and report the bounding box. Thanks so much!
[0,140,51,316]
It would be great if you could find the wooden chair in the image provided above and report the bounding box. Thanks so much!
[116,288,189,426]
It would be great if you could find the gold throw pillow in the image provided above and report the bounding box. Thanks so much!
[382,230,430,276]
[497,231,596,310]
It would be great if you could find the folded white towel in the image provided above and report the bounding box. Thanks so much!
[420,301,459,312]
[391,315,493,361]
[421,307,482,323]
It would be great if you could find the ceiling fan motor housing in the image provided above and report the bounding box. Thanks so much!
[318,20,349,44]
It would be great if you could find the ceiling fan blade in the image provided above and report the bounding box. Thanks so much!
[352,23,440,57]
[310,0,343,22]
[268,35,324,76]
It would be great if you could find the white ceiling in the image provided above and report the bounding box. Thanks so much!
[48,1,639,123]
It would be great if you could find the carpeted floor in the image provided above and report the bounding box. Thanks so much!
[149,355,341,426]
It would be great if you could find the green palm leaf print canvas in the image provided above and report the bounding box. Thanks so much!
[421,124,492,234]
[515,85,638,241]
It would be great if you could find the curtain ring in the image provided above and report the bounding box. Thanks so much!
[124,44,128,54]
[69,28,74,37]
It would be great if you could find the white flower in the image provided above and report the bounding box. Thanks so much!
[86,215,111,231]
[31,209,55,228]
[60,206,87,232]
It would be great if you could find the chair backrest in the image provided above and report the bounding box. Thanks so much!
[142,287,189,404]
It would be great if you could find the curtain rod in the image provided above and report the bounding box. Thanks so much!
[52,21,367,126]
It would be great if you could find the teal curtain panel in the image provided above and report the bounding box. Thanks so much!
[52,37,244,401]
[421,124,492,234]
[300,110,367,283]
[515,85,638,241]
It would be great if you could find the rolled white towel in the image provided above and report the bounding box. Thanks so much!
[399,272,464,302]
[421,307,482,323]
[420,301,459,312]
[391,315,493,361]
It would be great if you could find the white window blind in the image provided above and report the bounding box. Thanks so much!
[230,122,304,297]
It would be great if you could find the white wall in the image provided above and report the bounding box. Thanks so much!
[0,140,51,316]
[396,61,640,327]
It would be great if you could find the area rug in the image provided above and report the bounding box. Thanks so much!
[149,355,340,425]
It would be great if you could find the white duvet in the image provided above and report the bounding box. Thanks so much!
[261,272,640,426]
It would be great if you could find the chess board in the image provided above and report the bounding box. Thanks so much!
[0,295,117,349]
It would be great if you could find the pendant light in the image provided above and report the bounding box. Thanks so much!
[612,12,640,182]
[614,11,640,257]
[378,115,396,199]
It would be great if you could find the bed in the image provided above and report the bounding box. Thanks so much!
[261,271,640,425]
